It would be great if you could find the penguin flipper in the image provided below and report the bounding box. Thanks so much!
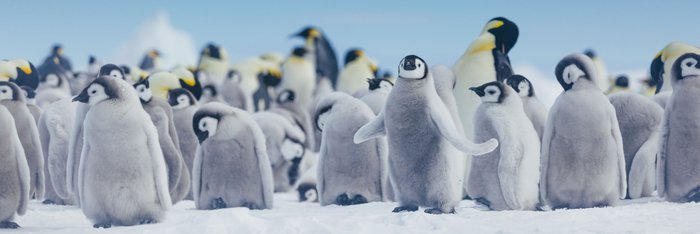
[192,146,204,208]
[13,129,30,215]
[353,111,386,144]
[493,117,522,210]
[657,105,672,198]
[608,104,627,199]
[430,99,497,155]
[144,122,173,210]
[46,113,72,199]
[540,100,560,204]
[628,131,660,199]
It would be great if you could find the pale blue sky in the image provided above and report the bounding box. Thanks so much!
[2,0,699,74]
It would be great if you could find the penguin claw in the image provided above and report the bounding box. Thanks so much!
[211,197,227,210]
[686,186,700,202]
[139,219,157,225]
[42,199,56,205]
[0,221,20,229]
[350,195,368,205]
[242,202,260,210]
[335,194,351,206]
[424,208,455,215]
[474,197,491,209]
[392,205,419,213]
[93,223,112,229]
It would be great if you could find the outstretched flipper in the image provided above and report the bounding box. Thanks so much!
[353,111,386,144]
[429,98,497,155]
[628,131,660,199]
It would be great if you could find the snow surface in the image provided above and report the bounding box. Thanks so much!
[9,193,700,233]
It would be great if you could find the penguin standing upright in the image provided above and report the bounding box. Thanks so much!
[197,43,230,86]
[253,112,307,192]
[278,47,316,109]
[657,52,700,203]
[583,49,611,92]
[249,68,282,111]
[40,44,72,72]
[337,49,377,95]
[0,105,30,229]
[469,81,540,211]
[354,55,498,214]
[168,88,198,200]
[221,70,254,111]
[540,53,626,209]
[359,78,393,115]
[650,42,700,94]
[0,81,45,201]
[505,74,547,140]
[453,17,518,138]
[292,26,339,87]
[139,49,161,72]
[37,99,77,205]
[71,77,171,228]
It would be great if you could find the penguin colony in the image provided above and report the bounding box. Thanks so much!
[0,16,696,229]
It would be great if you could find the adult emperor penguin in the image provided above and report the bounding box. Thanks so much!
[354,55,498,214]
[431,65,470,199]
[147,70,202,100]
[583,49,611,92]
[37,99,77,205]
[19,86,41,125]
[505,74,547,140]
[292,26,339,87]
[0,81,45,200]
[0,105,30,229]
[197,43,230,86]
[133,79,189,204]
[540,53,626,209]
[657,52,700,203]
[359,78,393,115]
[468,81,540,210]
[40,44,72,72]
[192,103,274,210]
[253,111,307,192]
[609,92,662,199]
[650,42,700,94]
[139,49,161,72]
[278,47,316,109]
[453,17,518,138]
[221,70,253,111]
[249,68,281,111]
[168,88,198,199]
[315,92,388,206]
[337,48,378,95]
[71,77,172,228]
[0,59,41,90]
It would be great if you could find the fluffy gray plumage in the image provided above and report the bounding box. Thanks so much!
[0,106,30,228]
[253,112,306,192]
[37,99,77,205]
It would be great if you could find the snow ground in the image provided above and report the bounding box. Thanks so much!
[8,193,700,233]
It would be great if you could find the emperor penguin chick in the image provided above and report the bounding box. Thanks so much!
[37,99,77,205]
[71,77,172,228]
[315,92,388,206]
[359,78,393,115]
[253,112,307,192]
[469,81,540,210]
[505,74,548,140]
[0,106,31,229]
[192,103,274,210]
[168,88,199,199]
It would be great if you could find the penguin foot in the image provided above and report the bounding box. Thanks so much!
[350,195,368,205]
[424,208,456,215]
[242,202,261,210]
[335,194,352,206]
[211,197,227,210]
[42,199,56,205]
[593,202,610,208]
[392,205,419,213]
[463,194,472,200]
[93,223,112,229]
[139,219,157,225]
[0,221,20,229]
[686,187,700,202]
[474,197,491,209]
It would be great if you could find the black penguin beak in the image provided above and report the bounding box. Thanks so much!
[73,88,90,103]
[403,59,416,71]
[196,131,209,144]
[469,87,486,97]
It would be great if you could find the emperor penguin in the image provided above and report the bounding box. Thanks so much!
[314,92,388,206]
[505,74,548,140]
[192,103,274,210]
[609,92,662,199]
[354,55,498,214]
[0,81,45,200]
[270,90,317,151]
[337,49,378,95]
[139,49,161,72]
[133,79,189,204]
[71,77,171,228]
[278,47,316,110]
[35,65,72,108]
[583,49,611,92]
[606,75,630,94]
[0,105,30,229]
[657,52,700,203]
[431,65,470,199]
[649,42,700,108]
[359,78,393,115]
[168,88,198,199]
[253,112,307,192]
[199,84,225,104]
[19,86,41,125]
[221,70,253,111]
[0,59,41,90]
[146,71,203,101]
[70,72,93,96]
[540,53,626,209]
[37,99,77,205]
[87,56,102,75]
[292,26,339,87]
[250,68,282,111]
[453,17,518,138]
[197,43,230,86]
[40,44,72,72]
[468,81,540,210]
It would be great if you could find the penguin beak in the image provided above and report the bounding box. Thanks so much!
[73,88,90,103]
[469,86,485,97]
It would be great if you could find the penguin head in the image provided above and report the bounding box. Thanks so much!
[6,59,40,90]
[19,86,36,102]
[259,68,282,87]
[671,53,700,82]
[583,49,597,59]
[98,64,125,80]
[173,69,203,100]
[470,81,507,103]
[555,53,597,91]
[72,76,122,106]
[52,44,64,55]
[201,43,224,60]
[202,84,218,98]
[483,17,519,54]
[398,55,428,80]
[193,109,223,143]
[344,48,365,66]
[615,75,630,88]
[367,77,393,91]
[505,74,534,97]
[0,81,22,101]
[281,137,305,161]
[132,79,153,103]
[227,70,242,83]
[277,90,296,104]
[293,26,322,44]
[168,88,196,109]
[291,47,308,58]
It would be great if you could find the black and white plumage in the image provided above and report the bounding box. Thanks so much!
[292,26,339,88]
[505,74,547,140]
[359,78,393,115]
[0,59,41,90]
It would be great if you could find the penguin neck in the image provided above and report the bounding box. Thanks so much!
[464,33,496,56]
[571,78,599,91]
[395,74,434,91]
